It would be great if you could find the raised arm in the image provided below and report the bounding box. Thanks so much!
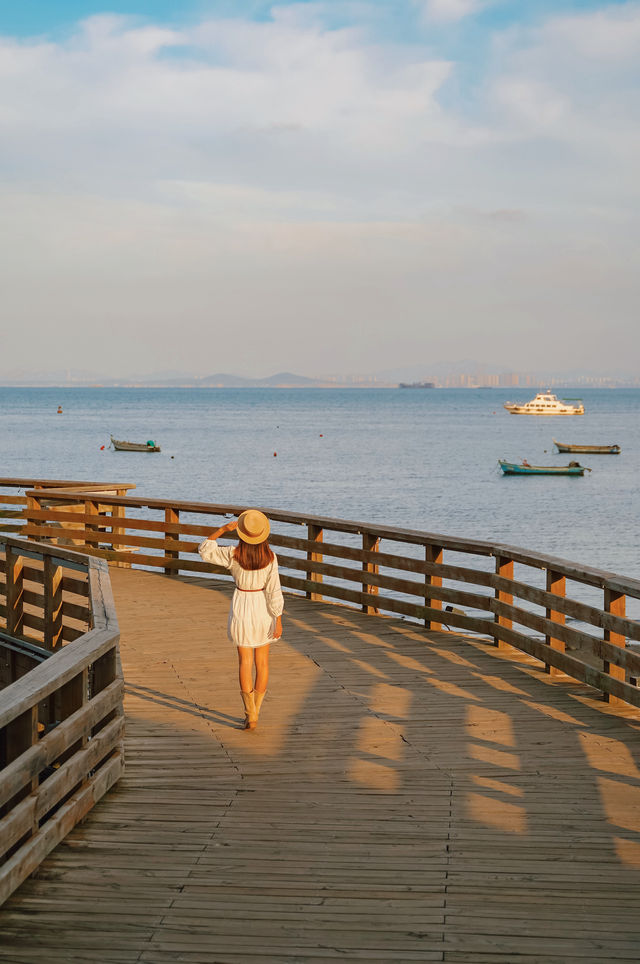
[198,519,238,568]
[207,519,238,541]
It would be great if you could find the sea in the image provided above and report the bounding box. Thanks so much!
[1,386,639,587]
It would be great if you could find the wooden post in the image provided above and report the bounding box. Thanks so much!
[84,499,99,551]
[604,589,626,706]
[6,548,24,638]
[110,502,128,567]
[164,507,180,575]
[545,570,566,675]
[92,646,117,735]
[494,555,514,650]
[306,524,323,601]
[362,533,379,615]
[24,492,42,541]
[56,668,89,769]
[43,556,63,651]
[3,706,39,817]
[425,544,443,632]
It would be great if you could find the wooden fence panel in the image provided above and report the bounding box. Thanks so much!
[0,536,123,907]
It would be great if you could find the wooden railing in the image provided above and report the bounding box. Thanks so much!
[14,480,640,711]
[0,478,136,539]
[0,536,123,906]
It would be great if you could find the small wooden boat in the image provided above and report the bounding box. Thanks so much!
[499,460,591,476]
[110,435,161,453]
[553,439,620,455]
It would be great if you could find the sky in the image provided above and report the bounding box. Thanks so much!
[1,0,639,377]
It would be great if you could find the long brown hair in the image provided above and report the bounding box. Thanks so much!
[233,538,274,571]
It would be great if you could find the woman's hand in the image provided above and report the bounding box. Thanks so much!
[208,518,238,540]
[272,616,283,640]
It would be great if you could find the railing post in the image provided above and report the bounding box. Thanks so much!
[84,499,99,551]
[604,589,626,705]
[2,706,39,816]
[425,544,443,631]
[545,569,565,675]
[494,555,514,650]
[43,555,63,651]
[56,668,89,769]
[111,499,127,560]
[362,533,379,615]
[92,646,118,735]
[164,507,180,575]
[306,524,323,601]
[6,548,24,638]
[24,492,42,541]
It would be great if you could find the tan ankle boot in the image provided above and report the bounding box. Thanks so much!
[241,690,258,730]
[254,689,267,721]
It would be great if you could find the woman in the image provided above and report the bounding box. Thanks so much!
[199,509,283,730]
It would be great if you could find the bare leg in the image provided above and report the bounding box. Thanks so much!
[237,647,258,729]
[254,643,270,694]
[237,646,254,692]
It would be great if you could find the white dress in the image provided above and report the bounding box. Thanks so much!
[198,540,285,648]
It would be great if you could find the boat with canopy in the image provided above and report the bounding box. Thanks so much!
[503,392,584,415]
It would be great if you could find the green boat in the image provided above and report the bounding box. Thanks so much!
[499,460,591,476]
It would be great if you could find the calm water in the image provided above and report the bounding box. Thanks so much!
[1,386,639,580]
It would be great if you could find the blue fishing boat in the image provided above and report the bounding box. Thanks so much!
[499,460,591,476]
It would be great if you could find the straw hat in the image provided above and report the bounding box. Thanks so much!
[237,509,270,544]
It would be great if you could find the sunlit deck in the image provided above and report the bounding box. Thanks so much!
[2,568,640,962]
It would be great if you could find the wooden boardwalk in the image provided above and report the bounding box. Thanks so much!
[1,569,640,963]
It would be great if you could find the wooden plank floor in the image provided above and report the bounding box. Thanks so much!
[2,568,640,963]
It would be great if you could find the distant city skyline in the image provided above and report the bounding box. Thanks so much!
[0,365,638,389]
[1,1,638,375]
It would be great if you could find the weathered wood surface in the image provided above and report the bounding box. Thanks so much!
[1,568,640,962]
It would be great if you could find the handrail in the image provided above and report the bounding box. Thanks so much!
[0,536,123,906]
[11,479,640,711]
[0,478,136,491]
[23,488,640,595]
[0,480,136,539]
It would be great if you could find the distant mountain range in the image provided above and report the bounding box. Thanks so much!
[158,372,323,388]
[0,369,364,388]
[0,367,636,388]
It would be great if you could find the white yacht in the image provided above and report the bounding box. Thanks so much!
[503,392,584,415]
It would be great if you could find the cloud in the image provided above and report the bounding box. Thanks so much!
[486,2,640,169]
[0,3,638,374]
[546,3,640,60]
[419,0,487,23]
[0,11,458,199]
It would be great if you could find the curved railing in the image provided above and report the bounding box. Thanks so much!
[0,536,123,905]
[9,480,639,711]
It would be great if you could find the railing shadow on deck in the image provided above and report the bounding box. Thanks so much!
[262,591,640,873]
[119,570,640,876]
